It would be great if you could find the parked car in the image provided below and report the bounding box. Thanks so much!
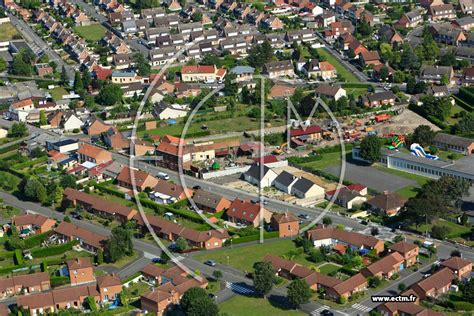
[298,214,309,220]
[152,258,162,263]
[204,260,217,267]
[157,172,170,180]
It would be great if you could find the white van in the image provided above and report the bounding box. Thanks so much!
[157,172,170,180]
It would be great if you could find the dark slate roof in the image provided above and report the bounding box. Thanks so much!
[245,164,272,180]
[433,133,474,148]
[293,177,315,193]
[193,189,225,209]
[274,171,297,187]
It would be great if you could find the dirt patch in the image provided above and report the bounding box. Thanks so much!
[374,109,441,136]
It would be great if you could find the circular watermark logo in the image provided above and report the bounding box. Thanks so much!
[129,39,346,280]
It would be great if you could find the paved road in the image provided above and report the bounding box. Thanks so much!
[8,14,75,85]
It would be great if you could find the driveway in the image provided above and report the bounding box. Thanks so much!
[325,162,417,192]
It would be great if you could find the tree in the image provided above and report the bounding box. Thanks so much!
[60,175,77,189]
[180,287,213,313]
[440,74,449,86]
[8,122,28,138]
[133,52,151,77]
[223,72,238,97]
[96,83,123,106]
[135,0,159,9]
[212,270,222,281]
[393,235,404,243]
[191,11,202,22]
[379,66,389,82]
[253,261,274,297]
[10,54,32,76]
[0,58,7,72]
[119,291,128,307]
[96,249,104,265]
[371,227,379,236]
[454,112,474,135]
[73,71,83,92]
[322,216,332,225]
[60,66,68,85]
[359,135,381,163]
[175,236,188,252]
[85,296,97,310]
[398,283,406,292]
[287,278,311,308]
[247,41,273,68]
[412,125,434,147]
[460,278,474,301]
[187,296,219,316]
[24,178,46,203]
[431,225,451,239]
[82,68,92,88]
[53,186,64,205]
[63,216,71,223]
[368,276,381,288]
[39,110,47,126]
[357,18,372,36]
[450,249,461,257]
[105,226,133,263]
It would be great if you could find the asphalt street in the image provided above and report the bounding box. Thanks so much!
[8,14,75,84]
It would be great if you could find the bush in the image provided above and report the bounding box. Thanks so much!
[23,232,50,249]
[14,249,23,265]
[50,276,70,287]
[452,301,474,311]
[225,231,279,245]
[30,241,78,258]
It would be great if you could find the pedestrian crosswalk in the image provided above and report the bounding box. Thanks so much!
[352,303,372,313]
[225,281,254,294]
[311,305,330,315]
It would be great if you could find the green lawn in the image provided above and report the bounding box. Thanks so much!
[139,116,285,138]
[73,24,107,42]
[396,185,420,198]
[316,48,360,83]
[219,296,305,316]
[410,219,471,239]
[0,23,19,41]
[317,263,341,275]
[50,87,68,101]
[300,151,350,170]
[193,239,313,272]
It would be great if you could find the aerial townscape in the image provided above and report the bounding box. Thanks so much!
[0,0,473,314]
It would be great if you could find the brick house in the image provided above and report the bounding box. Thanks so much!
[270,213,299,237]
[141,264,165,285]
[361,92,397,108]
[440,256,472,280]
[367,191,407,216]
[263,60,295,78]
[388,241,419,267]
[192,189,231,213]
[180,65,226,82]
[54,221,108,253]
[361,252,405,279]
[226,199,273,227]
[77,143,112,165]
[97,274,122,303]
[12,213,56,234]
[116,166,159,192]
[410,267,455,300]
[0,272,50,299]
[67,257,95,285]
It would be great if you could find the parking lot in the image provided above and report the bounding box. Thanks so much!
[325,161,417,192]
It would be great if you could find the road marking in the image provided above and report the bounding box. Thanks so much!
[351,303,372,313]
[311,305,330,315]
[225,281,254,294]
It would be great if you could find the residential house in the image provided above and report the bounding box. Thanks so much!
[192,189,231,213]
[303,60,337,80]
[463,65,474,86]
[429,4,455,21]
[361,252,405,279]
[378,25,404,46]
[85,117,113,136]
[419,65,454,84]
[432,133,474,155]
[292,178,325,200]
[410,267,455,300]
[360,50,381,67]
[63,188,138,223]
[77,143,112,165]
[263,60,295,78]
[315,11,336,27]
[153,103,188,120]
[452,16,474,31]
[314,84,347,101]
[66,257,95,285]
[116,166,159,192]
[269,83,296,99]
[141,264,165,285]
[458,0,473,14]
[325,187,367,209]
[12,213,56,234]
[35,63,54,77]
[0,272,50,299]
[306,226,385,254]
[155,135,192,171]
[396,10,423,28]
[243,164,278,188]
[377,302,444,316]
[367,191,407,216]
[271,213,299,237]
[430,24,466,45]
[289,125,323,144]
[274,171,298,194]
[226,199,273,227]
[180,65,226,83]
[54,221,107,253]
[96,274,122,303]
[150,181,193,204]
[229,65,255,82]
[440,256,472,279]
[388,241,419,267]
[46,138,78,154]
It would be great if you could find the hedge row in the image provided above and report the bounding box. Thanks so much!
[457,87,474,109]
[226,231,279,245]
[31,240,79,258]
[23,232,50,249]
[342,83,373,89]
[50,276,70,287]
[94,183,126,199]
[11,156,48,171]
[453,95,473,112]
[0,142,20,155]
[138,198,204,223]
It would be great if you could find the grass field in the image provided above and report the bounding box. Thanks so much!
[410,219,470,239]
[74,24,107,41]
[300,151,351,170]
[50,87,69,101]
[193,239,313,272]
[0,23,19,41]
[396,185,420,198]
[139,116,285,138]
[317,262,341,275]
[316,48,360,83]
[219,296,305,316]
